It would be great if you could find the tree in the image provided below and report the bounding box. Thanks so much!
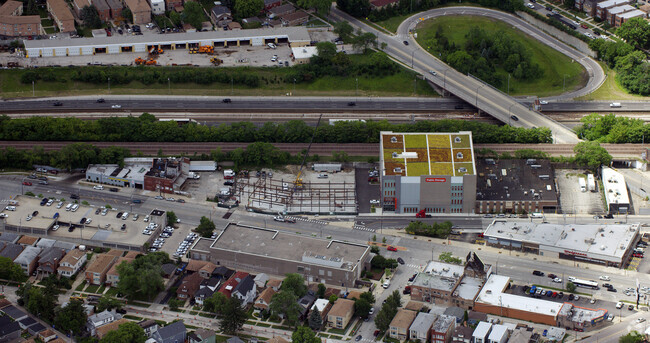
[616,17,650,50]
[374,290,401,332]
[116,252,168,301]
[573,141,612,171]
[308,307,322,330]
[566,282,576,293]
[328,294,338,304]
[316,42,337,61]
[18,282,57,323]
[439,252,462,265]
[292,326,321,343]
[169,11,182,27]
[354,297,372,318]
[166,211,178,226]
[353,32,377,52]
[100,322,147,343]
[121,7,133,23]
[54,299,87,336]
[203,292,228,313]
[182,1,205,30]
[620,331,643,343]
[370,246,380,254]
[196,216,216,237]
[220,297,247,334]
[333,21,354,43]
[563,0,574,9]
[336,0,371,17]
[0,256,26,282]
[269,291,303,326]
[317,283,326,299]
[81,6,102,29]
[96,295,122,312]
[281,273,307,297]
[297,0,331,14]
[234,0,264,19]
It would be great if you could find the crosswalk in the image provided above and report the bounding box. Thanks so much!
[289,216,328,226]
[406,264,422,270]
[354,224,376,232]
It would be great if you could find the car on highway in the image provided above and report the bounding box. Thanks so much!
[403,40,409,45]
[604,214,614,219]
[223,98,232,103]
[429,70,437,76]
[53,101,63,106]
[553,278,562,283]
[274,216,286,222]
[109,187,119,192]
[387,246,397,252]
[355,336,362,342]
[532,270,544,276]
[548,274,557,279]
[510,115,519,121]
[600,275,610,281]
[539,100,548,105]
[397,257,405,265]
[97,98,105,103]
[70,194,79,199]
[93,185,104,190]
[111,104,122,109]
[347,102,356,106]
[155,196,164,200]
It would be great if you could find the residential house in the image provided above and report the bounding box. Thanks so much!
[582,0,601,16]
[96,318,129,339]
[606,4,635,24]
[52,241,76,252]
[210,5,232,27]
[186,259,210,273]
[72,0,91,15]
[268,3,294,18]
[1,305,28,321]
[39,329,58,342]
[194,277,221,306]
[37,247,66,277]
[87,310,122,336]
[106,257,134,287]
[219,271,249,298]
[297,293,316,320]
[451,326,474,343]
[35,238,55,249]
[443,307,465,324]
[487,324,509,343]
[405,301,426,312]
[264,0,281,10]
[327,298,355,329]
[161,263,176,277]
[615,10,646,26]
[123,0,151,24]
[165,0,181,12]
[213,266,235,280]
[46,0,75,32]
[85,253,117,285]
[280,10,308,26]
[409,312,437,342]
[267,278,282,291]
[0,232,20,244]
[138,319,159,338]
[105,0,123,19]
[198,262,217,279]
[0,315,21,342]
[253,287,276,311]
[596,0,631,18]
[14,246,42,276]
[467,311,487,326]
[232,274,257,305]
[310,298,331,325]
[0,243,23,260]
[472,322,492,343]
[189,329,216,343]
[0,1,41,37]
[151,0,165,15]
[92,0,111,21]
[26,323,46,336]
[17,235,38,246]
[152,320,187,343]
[227,22,242,30]
[370,0,399,9]
[58,249,87,278]
[254,273,269,289]
[178,273,203,300]
[389,309,417,341]
[432,315,456,343]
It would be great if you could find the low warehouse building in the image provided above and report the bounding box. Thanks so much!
[602,167,630,214]
[23,27,310,57]
[189,223,371,287]
[484,220,639,268]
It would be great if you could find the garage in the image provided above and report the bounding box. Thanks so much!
[107,45,120,53]
[41,48,53,57]
[251,37,263,46]
[68,47,80,56]
[54,47,67,56]
[81,46,94,55]
[133,44,147,53]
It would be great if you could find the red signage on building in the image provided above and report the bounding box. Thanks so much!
[425,178,446,183]
[563,250,588,257]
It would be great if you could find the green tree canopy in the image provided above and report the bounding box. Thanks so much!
[203,291,228,314]
[96,295,123,312]
[196,216,216,237]
[54,299,87,336]
[620,331,644,343]
[116,252,168,301]
[0,256,26,282]
[220,297,247,334]
[182,1,205,30]
[269,290,303,326]
[333,21,354,43]
[81,5,102,29]
[234,0,264,19]
[281,273,307,297]
[292,326,321,343]
[616,17,650,50]
[100,322,147,343]
[308,307,322,330]
[573,141,612,171]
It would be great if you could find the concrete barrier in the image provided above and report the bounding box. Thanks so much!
[516,11,597,58]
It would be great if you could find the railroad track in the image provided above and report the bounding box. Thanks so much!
[0,141,646,157]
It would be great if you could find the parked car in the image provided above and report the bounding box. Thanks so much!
[387,246,397,252]
[397,257,405,265]
[532,270,544,276]
[22,181,32,186]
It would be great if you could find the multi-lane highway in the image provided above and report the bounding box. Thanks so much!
[330,6,582,143]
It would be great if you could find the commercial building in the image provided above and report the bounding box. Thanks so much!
[410,252,490,308]
[144,157,191,194]
[484,221,639,267]
[123,0,151,24]
[379,131,477,214]
[475,159,558,214]
[24,26,310,57]
[602,167,630,214]
[190,223,371,287]
[86,163,150,188]
[0,1,42,38]
[46,0,75,33]
[291,46,317,64]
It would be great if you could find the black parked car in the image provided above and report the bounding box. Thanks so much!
[70,194,79,199]
[397,257,405,265]
[604,214,614,219]
[116,212,123,218]
[533,270,544,276]
[222,98,231,103]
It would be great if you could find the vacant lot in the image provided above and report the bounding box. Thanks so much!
[415,15,587,97]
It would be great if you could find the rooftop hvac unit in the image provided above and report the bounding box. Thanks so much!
[391,136,397,143]
[486,290,492,294]
[600,245,606,250]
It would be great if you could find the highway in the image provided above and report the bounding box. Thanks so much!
[2,96,650,115]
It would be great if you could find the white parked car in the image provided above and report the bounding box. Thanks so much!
[552,278,562,283]
[93,185,104,190]
[369,199,380,204]
[144,215,150,222]
[599,275,610,281]
[526,3,534,8]
[52,224,59,231]
[616,302,624,309]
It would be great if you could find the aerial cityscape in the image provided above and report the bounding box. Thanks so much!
[0,0,649,341]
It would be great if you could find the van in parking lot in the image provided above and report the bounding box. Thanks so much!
[71,204,79,212]
[5,206,16,211]
[121,212,129,220]
[65,203,73,211]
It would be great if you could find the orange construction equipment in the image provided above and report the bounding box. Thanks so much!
[145,58,157,65]
[135,57,145,65]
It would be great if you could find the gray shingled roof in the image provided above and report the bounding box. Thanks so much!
[0,243,23,260]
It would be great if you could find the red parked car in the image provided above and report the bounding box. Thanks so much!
[22,181,32,186]
[387,246,397,252]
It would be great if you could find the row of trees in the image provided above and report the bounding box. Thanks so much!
[589,36,649,96]
[0,143,131,171]
[0,114,554,144]
[576,113,650,143]
[404,220,453,238]
[374,290,402,332]
[116,252,169,301]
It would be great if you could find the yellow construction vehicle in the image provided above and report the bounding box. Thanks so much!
[210,57,223,65]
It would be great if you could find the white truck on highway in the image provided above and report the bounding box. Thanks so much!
[579,177,587,192]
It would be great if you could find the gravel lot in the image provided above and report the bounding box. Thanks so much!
[556,169,606,214]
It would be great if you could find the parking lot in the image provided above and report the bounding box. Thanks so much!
[355,167,380,213]
[556,170,606,214]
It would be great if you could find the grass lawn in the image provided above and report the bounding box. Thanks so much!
[575,64,650,101]
[257,323,271,327]
[374,14,411,33]
[85,285,100,293]
[415,15,587,97]
[75,281,86,292]
[96,285,106,294]
[44,27,56,34]
[105,287,120,297]
[41,19,53,27]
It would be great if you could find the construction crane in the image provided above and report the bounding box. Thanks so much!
[289,114,323,202]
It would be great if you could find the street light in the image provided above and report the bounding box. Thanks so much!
[475,84,485,107]
[167,78,170,95]
[32,81,35,97]
[355,78,358,97]
[507,73,510,95]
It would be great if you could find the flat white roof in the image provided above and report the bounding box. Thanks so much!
[24,27,310,49]
[291,46,317,59]
[618,9,646,18]
[608,4,635,14]
[597,0,630,8]
[412,261,464,292]
[455,276,482,300]
[473,322,491,338]
[488,324,509,341]
[485,221,639,262]
[602,167,630,205]
[475,275,563,318]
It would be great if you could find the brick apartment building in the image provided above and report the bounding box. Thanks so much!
[0,1,42,37]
